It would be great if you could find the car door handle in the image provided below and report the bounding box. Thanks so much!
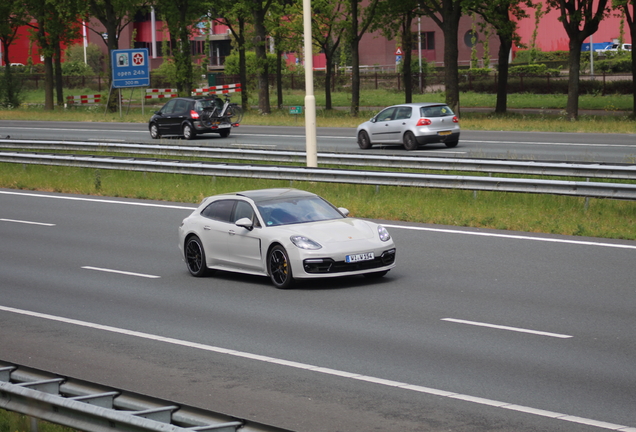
[204,226,211,231]
[228,230,236,236]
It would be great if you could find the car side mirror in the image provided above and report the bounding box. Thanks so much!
[154,111,162,115]
[235,217,254,231]
[370,118,376,123]
[338,207,350,217]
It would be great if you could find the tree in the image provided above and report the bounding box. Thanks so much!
[613,0,636,118]
[251,0,276,114]
[370,0,419,104]
[267,0,301,109]
[546,0,610,119]
[346,0,382,116]
[312,0,347,110]
[156,0,208,95]
[418,0,463,115]
[466,0,532,113]
[87,0,151,109]
[0,0,29,107]
[212,1,251,110]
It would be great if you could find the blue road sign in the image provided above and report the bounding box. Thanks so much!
[111,49,150,88]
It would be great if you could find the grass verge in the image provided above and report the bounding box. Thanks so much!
[2,163,635,240]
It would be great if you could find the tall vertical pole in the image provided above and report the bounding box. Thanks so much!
[151,8,157,59]
[303,0,317,167]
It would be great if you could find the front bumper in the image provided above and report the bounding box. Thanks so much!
[302,248,396,274]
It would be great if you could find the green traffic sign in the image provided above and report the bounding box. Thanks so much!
[289,106,303,114]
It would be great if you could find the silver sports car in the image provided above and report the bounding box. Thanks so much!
[178,188,397,288]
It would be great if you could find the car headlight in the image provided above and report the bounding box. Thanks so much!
[378,225,391,242]
[290,235,322,250]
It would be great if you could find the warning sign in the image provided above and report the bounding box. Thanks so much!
[395,47,403,55]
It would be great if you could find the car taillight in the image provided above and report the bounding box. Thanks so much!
[453,116,459,123]
[416,118,432,126]
[190,110,200,119]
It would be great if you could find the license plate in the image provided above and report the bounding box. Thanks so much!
[438,130,452,136]
[346,252,374,263]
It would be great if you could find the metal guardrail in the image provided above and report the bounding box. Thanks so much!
[1,151,635,199]
[0,361,291,432]
[1,139,635,180]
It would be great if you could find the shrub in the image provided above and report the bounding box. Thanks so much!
[509,63,561,76]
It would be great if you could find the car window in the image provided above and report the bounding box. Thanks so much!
[257,196,345,227]
[174,99,189,113]
[395,107,412,120]
[375,107,397,122]
[201,199,235,223]
[233,201,260,227]
[161,99,177,114]
[420,105,454,118]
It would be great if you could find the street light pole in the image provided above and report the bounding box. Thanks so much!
[303,0,317,167]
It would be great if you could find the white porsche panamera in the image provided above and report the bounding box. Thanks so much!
[178,188,397,288]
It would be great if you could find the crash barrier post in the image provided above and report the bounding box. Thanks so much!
[191,83,241,96]
[145,89,178,100]
[65,95,101,106]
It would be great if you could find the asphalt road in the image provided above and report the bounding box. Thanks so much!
[1,120,636,163]
[1,189,635,432]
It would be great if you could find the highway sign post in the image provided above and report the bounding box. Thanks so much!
[108,49,150,117]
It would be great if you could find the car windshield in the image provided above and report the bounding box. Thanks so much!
[194,98,222,112]
[256,196,345,227]
[420,105,454,118]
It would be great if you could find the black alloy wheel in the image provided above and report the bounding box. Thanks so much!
[358,130,372,149]
[185,236,208,277]
[268,245,294,289]
[403,131,418,150]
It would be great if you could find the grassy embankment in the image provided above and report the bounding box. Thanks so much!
[1,89,635,240]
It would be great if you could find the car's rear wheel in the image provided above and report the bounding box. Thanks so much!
[183,123,196,140]
[219,129,230,138]
[268,245,294,289]
[184,236,209,277]
[363,270,388,279]
[149,123,161,139]
[403,131,418,150]
[445,140,459,148]
[358,130,372,149]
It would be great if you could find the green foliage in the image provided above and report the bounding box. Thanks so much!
[513,50,569,63]
[591,53,633,73]
[509,63,561,76]
[61,61,94,76]
[223,51,285,88]
[150,60,206,92]
[65,43,104,74]
[0,67,24,107]
[465,67,491,78]
[398,57,430,75]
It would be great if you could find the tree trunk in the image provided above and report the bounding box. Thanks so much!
[566,38,583,120]
[276,48,283,109]
[252,7,270,114]
[54,41,64,106]
[350,0,360,116]
[495,35,512,114]
[442,20,460,116]
[402,14,414,104]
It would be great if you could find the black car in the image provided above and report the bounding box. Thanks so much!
[148,96,242,140]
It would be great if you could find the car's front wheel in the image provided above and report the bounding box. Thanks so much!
[184,236,209,277]
[149,123,161,139]
[183,123,196,140]
[268,245,294,289]
[358,130,372,149]
[403,131,418,151]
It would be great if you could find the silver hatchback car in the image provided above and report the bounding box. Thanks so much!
[356,103,460,150]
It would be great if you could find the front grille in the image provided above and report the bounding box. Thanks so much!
[303,249,396,274]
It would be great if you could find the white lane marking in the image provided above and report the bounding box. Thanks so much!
[383,224,636,250]
[2,190,636,251]
[0,304,633,432]
[230,143,276,148]
[441,318,573,339]
[0,191,193,210]
[0,218,55,226]
[82,266,161,279]
[461,139,636,149]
